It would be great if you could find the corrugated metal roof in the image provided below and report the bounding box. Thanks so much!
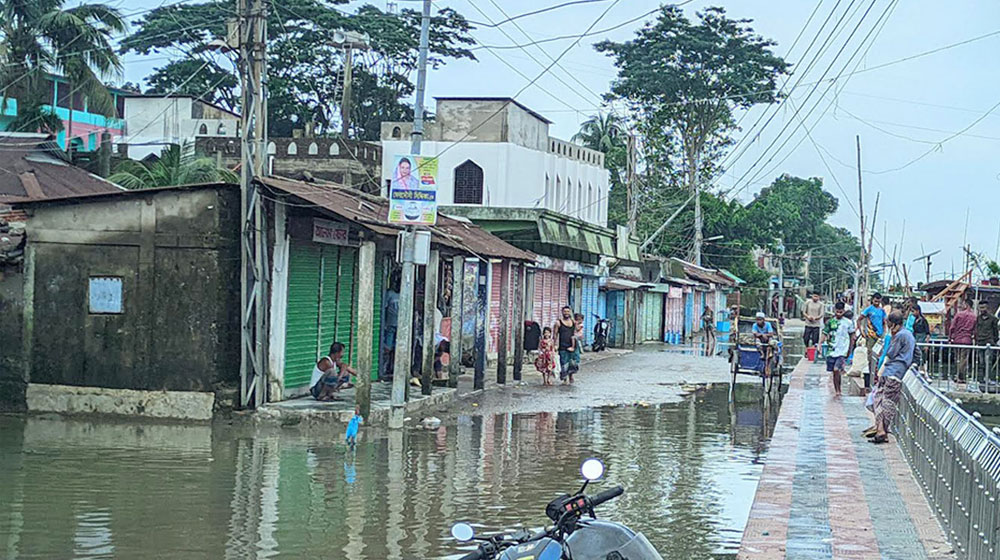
[260,176,535,262]
[0,134,122,203]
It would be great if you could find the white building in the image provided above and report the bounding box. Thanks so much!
[120,95,240,160]
[380,97,609,225]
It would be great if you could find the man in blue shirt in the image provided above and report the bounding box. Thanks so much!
[752,312,777,377]
[868,311,915,444]
[860,293,886,389]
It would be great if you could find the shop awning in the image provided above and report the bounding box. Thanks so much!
[259,176,535,261]
[605,278,654,291]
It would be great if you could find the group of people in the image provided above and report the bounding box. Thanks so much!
[534,306,585,385]
[946,297,999,389]
[801,289,1000,444]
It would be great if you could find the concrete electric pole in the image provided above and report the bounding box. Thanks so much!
[238,0,268,408]
[388,0,432,429]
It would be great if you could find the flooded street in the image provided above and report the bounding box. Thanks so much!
[0,348,784,559]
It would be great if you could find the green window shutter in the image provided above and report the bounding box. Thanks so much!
[284,242,322,389]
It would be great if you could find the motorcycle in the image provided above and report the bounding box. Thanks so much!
[450,459,662,560]
[592,318,611,352]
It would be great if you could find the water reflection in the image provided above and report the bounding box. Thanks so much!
[0,384,779,559]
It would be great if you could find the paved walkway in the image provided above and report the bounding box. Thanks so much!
[739,359,953,560]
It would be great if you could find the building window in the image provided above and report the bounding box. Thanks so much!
[454,160,484,204]
[555,176,561,211]
[391,126,401,139]
[543,173,550,208]
[287,142,297,155]
[588,183,594,220]
[308,142,318,155]
[198,123,208,135]
[217,122,227,135]
[329,142,340,156]
[267,142,276,154]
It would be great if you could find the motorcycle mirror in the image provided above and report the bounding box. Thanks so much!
[581,458,605,481]
[451,523,475,542]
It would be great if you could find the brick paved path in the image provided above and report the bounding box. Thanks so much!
[738,359,953,560]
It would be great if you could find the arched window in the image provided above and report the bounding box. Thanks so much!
[454,160,484,204]
[198,123,208,135]
[267,142,276,154]
[287,142,297,155]
[588,184,594,220]
[543,173,550,208]
[555,176,561,211]
[308,142,318,155]
[329,142,340,156]
[391,126,402,139]
[217,122,227,135]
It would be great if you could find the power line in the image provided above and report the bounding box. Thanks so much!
[716,0,847,174]
[470,6,665,50]
[463,0,601,109]
[722,0,895,200]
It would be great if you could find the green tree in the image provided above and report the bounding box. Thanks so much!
[121,0,476,140]
[0,0,125,133]
[596,6,788,251]
[109,142,237,190]
[573,113,628,225]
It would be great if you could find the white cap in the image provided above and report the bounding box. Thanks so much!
[755,312,766,319]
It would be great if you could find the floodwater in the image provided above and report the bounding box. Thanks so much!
[0,382,781,560]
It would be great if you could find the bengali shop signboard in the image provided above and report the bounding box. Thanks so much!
[388,154,438,226]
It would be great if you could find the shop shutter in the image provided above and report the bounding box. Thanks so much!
[336,248,356,363]
[489,263,501,353]
[318,246,339,357]
[369,254,383,380]
[284,242,322,389]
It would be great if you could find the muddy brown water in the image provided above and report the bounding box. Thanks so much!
[0,380,783,560]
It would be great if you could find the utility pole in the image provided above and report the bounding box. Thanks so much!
[238,0,268,408]
[335,31,370,138]
[626,133,637,234]
[389,0,431,429]
[855,135,866,313]
[693,170,703,266]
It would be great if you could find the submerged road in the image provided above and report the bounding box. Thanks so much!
[446,344,740,417]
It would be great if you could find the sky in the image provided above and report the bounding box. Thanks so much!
[114,0,1000,282]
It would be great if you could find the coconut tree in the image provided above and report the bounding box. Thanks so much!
[573,113,625,154]
[0,0,125,133]
[109,143,238,190]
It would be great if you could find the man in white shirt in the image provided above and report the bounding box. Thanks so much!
[825,302,856,397]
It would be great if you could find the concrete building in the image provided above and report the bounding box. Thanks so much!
[0,74,127,152]
[381,98,634,353]
[120,95,240,160]
[380,97,609,224]
[197,136,383,194]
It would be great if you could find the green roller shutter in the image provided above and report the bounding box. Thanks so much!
[284,242,322,389]
[337,248,356,363]
[368,254,383,381]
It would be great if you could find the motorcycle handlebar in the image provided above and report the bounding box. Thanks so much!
[457,548,487,560]
[590,486,624,508]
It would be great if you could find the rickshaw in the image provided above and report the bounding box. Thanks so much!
[728,315,784,392]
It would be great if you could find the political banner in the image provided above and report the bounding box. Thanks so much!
[388,154,438,225]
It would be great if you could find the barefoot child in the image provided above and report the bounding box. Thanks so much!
[534,326,557,386]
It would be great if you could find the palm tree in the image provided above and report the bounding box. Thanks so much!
[109,143,239,190]
[572,113,625,154]
[0,0,125,133]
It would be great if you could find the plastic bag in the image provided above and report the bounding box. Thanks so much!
[865,384,879,413]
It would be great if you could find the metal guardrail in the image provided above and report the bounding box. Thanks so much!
[897,369,1000,559]
[917,342,1000,393]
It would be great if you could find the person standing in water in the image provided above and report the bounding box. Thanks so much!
[554,306,577,385]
